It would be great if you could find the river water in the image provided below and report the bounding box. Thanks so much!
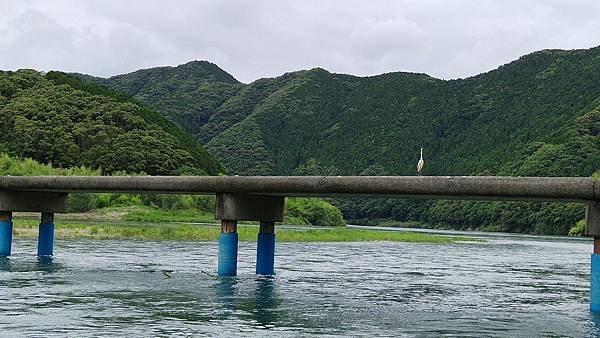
[0,232,597,337]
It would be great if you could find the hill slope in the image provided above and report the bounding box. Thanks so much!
[0,70,224,175]
[209,50,600,178]
[79,47,600,234]
[76,61,244,143]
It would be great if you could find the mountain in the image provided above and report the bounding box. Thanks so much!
[0,69,224,175]
[209,50,600,178]
[76,61,244,143]
[78,47,600,234]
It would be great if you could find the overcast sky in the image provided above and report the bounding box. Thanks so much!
[1,0,600,83]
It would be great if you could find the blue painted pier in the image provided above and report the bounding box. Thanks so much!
[0,176,597,309]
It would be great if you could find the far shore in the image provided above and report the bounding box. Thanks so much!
[12,219,478,244]
[9,206,479,243]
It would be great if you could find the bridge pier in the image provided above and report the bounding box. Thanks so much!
[587,201,600,312]
[216,193,284,277]
[0,211,12,257]
[256,221,275,276]
[0,191,67,257]
[218,220,238,276]
[38,212,55,256]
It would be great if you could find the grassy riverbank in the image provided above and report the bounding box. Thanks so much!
[32,206,319,226]
[11,220,476,243]
[122,208,216,223]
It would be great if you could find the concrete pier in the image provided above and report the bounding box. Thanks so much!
[218,220,238,276]
[0,211,12,257]
[0,192,66,257]
[256,221,275,276]
[37,212,55,256]
[216,193,284,277]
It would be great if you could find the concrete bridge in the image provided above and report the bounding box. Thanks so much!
[0,175,599,310]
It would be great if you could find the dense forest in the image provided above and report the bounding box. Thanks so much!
[0,69,224,175]
[72,47,600,234]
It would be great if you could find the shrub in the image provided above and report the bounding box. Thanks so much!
[67,193,98,212]
[285,198,345,226]
[568,220,585,236]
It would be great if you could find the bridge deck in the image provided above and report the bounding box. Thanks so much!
[0,176,596,202]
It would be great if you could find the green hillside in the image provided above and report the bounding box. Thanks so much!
[0,69,224,175]
[209,50,600,178]
[76,61,245,143]
[79,47,600,234]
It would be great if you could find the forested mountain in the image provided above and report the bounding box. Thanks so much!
[0,69,224,175]
[78,47,600,234]
[76,61,245,143]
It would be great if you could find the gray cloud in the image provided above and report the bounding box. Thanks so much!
[1,0,600,83]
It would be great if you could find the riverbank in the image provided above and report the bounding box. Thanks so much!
[11,220,477,243]
[17,205,336,226]
[349,217,585,237]
[12,206,479,243]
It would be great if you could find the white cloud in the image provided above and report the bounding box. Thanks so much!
[1,0,599,82]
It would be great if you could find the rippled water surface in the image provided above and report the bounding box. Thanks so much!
[0,233,597,336]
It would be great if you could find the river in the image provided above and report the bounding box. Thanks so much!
[0,231,597,336]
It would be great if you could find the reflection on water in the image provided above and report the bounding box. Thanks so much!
[215,276,237,312]
[36,256,58,272]
[0,236,595,336]
[0,256,62,273]
[214,276,281,328]
[591,313,600,336]
[0,257,9,271]
[252,278,280,327]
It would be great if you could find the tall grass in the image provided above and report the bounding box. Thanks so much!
[122,208,216,223]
